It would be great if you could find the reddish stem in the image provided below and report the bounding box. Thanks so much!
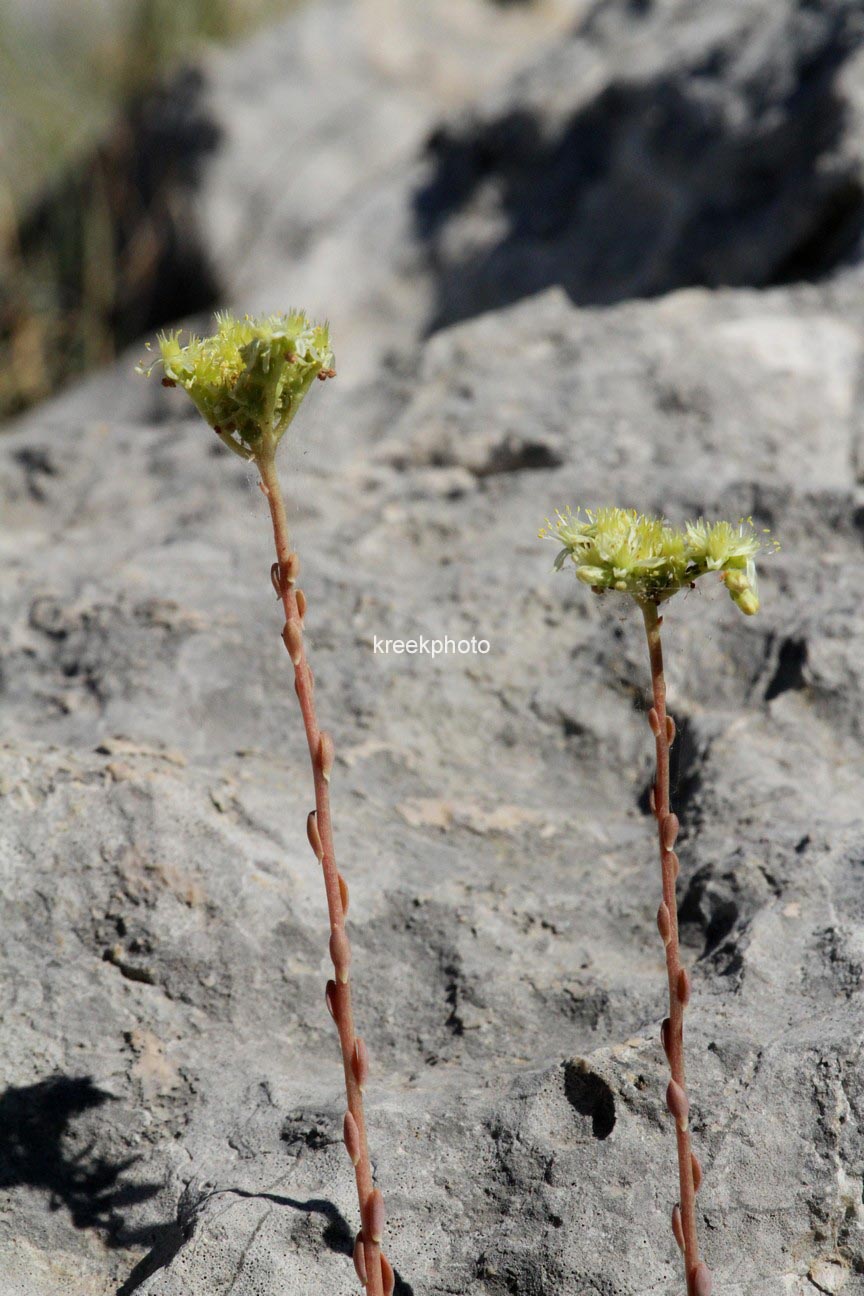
[258,452,387,1296]
[640,600,710,1296]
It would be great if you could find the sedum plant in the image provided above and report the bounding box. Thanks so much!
[140,312,392,1296]
[539,506,775,1296]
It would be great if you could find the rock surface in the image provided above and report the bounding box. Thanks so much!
[2,3,864,1296]
[193,0,864,379]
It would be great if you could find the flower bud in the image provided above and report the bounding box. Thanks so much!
[575,565,607,587]
[671,1204,684,1251]
[733,587,760,616]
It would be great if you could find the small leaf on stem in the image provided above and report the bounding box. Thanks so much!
[318,732,335,782]
[283,619,303,664]
[691,1152,703,1193]
[693,1262,713,1296]
[366,1189,385,1243]
[662,813,680,850]
[657,902,672,946]
[344,1111,362,1166]
[352,1038,370,1090]
[666,1079,689,1129]
[307,811,324,861]
[353,1232,367,1285]
[677,967,691,1007]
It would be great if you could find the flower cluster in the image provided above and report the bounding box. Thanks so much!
[138,311,334,461]
[539,507,772,615]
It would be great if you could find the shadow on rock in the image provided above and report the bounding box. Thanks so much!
[124,1186,415,1296]
[415,3,864,329]
[0,1074,184,1291]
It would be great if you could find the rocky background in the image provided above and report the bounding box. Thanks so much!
[1,1,864,1294]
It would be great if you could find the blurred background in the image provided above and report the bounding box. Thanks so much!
[0,0,300,419]
[4,0,864,423]
[0,0,588,420]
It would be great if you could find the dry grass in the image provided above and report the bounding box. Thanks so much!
[0,0,299,422]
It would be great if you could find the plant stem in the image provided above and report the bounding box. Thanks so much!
[640,600,710,1296]
[258,451,388,1296]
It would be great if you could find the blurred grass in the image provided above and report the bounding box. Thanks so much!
[0,0,300,421]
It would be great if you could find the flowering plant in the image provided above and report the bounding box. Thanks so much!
[541,505,776,1296]
[540,506,768,615]
[139,310,334,461]
[140,313,392,1296]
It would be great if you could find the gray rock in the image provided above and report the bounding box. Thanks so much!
[2,273,863,1294]
[179,0,864,391]
[415,0,864,326]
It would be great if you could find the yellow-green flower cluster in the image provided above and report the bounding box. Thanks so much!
[539,507,771,615]
[138,311,334,461]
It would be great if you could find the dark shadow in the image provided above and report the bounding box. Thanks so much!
[414,8,864,332]
[765,636,808,701]
[563,1060,616,1140]
[0,1075,162,1238]
[0,1074,183,1294]
[145,1187,414,1296]
[638,710,702,826]
[120,1186,414,1296]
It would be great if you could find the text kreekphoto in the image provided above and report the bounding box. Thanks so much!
[372,634,491,657]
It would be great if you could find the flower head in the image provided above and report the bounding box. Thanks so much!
[539,507,774,615]
[137,311,334,461]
